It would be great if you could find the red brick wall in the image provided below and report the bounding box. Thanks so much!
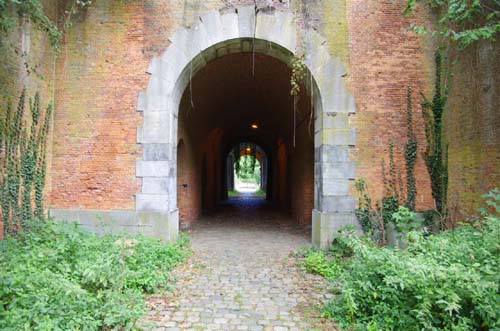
[346,0,434,209]
[2,0,496,230]
[177,137,201,227]
[51,1,145,209]
[49,0,437,214]
[290,113,315,225]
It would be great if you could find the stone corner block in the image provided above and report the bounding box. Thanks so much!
[136,193,169,212]
[312,209,359,249]
[136,160,170,177]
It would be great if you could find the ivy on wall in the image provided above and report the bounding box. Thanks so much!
[404,86,418,210]
[0,89,52,236]
[422,51,448,215]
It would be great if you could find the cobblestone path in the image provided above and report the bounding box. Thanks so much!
[141,197,336,331]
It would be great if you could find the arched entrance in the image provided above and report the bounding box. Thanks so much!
[136,7,357,248]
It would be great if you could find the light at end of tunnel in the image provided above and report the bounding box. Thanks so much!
[246,147,252,153]
[251,123,259,129]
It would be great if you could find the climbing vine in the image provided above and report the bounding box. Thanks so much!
[422,51,448,214]
[0,89,52,236]
[404,86,418,210]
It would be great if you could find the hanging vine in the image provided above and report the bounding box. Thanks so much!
[404,85,418,210]
[0,89,52,236]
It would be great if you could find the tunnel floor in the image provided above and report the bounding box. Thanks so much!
[140,197,335,330]
[199,196,309,232]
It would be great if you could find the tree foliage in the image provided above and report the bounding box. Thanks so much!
[405,0,500,49]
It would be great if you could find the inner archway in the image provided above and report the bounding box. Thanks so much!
[176,52,314,228]
[136,7,358,247]
[228,142,266,197]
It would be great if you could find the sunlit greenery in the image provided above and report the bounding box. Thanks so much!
[235,154,261,183]
[0,220,190,330]
[405,0,500,49]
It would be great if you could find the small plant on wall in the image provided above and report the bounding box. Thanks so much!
[0,89,52,236]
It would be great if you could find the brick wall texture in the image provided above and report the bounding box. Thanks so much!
[1,0,498,225]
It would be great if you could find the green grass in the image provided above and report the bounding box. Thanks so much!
[227,189,266,197]
[0,219,190,330]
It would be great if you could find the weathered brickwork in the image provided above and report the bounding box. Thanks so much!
[4,0,496,230]
[346,0,434,209]
[51,1,146,209]
[290,121,315,225]
[444,39,500,218]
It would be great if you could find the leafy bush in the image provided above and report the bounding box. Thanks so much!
[302,250,341,280]
[0,219,190,330]
[314,191,500,330]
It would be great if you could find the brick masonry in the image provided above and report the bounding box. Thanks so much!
[1,0,498,236]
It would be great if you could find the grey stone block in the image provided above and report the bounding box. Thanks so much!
[220,12,239,40]
[315,145,350,163]
[255,12,275,41]
[137,125,170,144]
[312,209,359,248]
[237,6,255,38]
[143,143,171,161]
[200,10,224,46]
[137,91,146,112]
[136,193,169,212]
[142,177,169,195]
[49,209,79,222]
[136,160,170,177]
[315,127,355,146]
[319,196,356,213]
[143,110,172,127]
[50,209,179,243]
[320,178,350,196]
[322,112,349,129]
[145,93,169,112]
[316,161,355,180]
[160,44,190,84]
[168,26,191,56]
[268,11,296,51]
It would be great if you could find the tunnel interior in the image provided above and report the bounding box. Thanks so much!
[176,52,314,229]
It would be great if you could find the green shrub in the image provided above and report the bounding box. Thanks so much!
[318,191,500,330]
[0,219,190,330]
[302,250,341,280]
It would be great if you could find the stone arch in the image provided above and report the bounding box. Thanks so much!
[136,6,357,248]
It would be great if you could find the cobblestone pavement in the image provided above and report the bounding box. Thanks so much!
[140,197,336,331]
